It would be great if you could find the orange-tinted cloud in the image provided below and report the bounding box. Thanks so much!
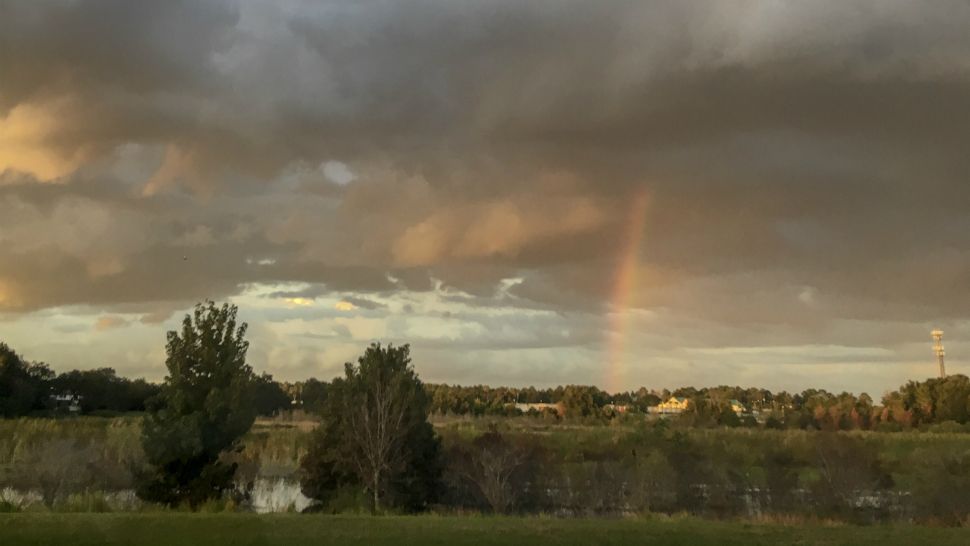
[394,194,608,267]
[94,315,129,331]
[0,102,88,181]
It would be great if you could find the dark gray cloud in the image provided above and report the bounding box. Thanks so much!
[1,1,970,387]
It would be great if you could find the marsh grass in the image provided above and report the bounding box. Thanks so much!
[6,416,970,522]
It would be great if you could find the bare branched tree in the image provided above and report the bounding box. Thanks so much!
[348,361,417,512]
[454,428,530,513]
[300,343,441,514]
[812,432,892,517]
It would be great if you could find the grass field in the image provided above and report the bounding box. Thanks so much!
[0,514,968,546]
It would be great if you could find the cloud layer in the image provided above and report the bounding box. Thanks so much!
[2,1,969,392]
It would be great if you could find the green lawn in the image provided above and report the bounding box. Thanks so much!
[0,514,967,546]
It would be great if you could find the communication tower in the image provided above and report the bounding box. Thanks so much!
[932,329,946,379]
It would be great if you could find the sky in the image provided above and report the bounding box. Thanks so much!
[1,0,968,395]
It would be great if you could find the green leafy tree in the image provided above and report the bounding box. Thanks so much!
[301,343,442,513]
[716,405,741,427]
[560,385,597,418]
[52,367,159,414]
[891,375,970,426]
[0,343,51,417]
[137,301,256,507]
[679,397,716,427]
[252,372,291,416]
[300,378,330,415]
[933,376,970,424]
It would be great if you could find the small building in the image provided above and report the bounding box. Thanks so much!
[49,393,82,413]
[513,402,563,415]
[650,396,690,415]
[604,403,630,414]
[728,399,746,414]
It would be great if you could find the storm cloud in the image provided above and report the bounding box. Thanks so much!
[1,1,969,392]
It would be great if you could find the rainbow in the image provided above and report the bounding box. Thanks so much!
[605,189,649,394]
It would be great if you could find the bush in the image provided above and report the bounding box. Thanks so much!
[874,421,903,433]
[8,439,100,508]
[926,421,970,434]
[911,448,970,525]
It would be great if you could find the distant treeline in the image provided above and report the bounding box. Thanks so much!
[423,380,970,431]
[4,340,970,430]
[187,375,970,431]
[0,342,290,417]
[0,343,158,417]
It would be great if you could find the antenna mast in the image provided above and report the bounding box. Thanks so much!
[932,329,946,379]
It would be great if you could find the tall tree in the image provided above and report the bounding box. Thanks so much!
[137,301,256,507]
[346,343,438,512]
[301,343,441,513]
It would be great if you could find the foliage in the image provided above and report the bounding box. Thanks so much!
[1,341,159,417]
[444,425,537,513]
[8,416,970,523]
[301,343,442,513]
[422,376,970,433]
[0,343,51,417]
[53,368,160,414]
[137,301,257,507]
[896,375,970,426]
[808,432,894,521]
[910,446,970,525]
[299,378,329,415]
[252,373,291,417]
[7,343,970,434]
[11,440,98,507]
[559,385,601,418]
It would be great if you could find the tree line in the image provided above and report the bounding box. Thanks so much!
[0,344,158,417]
[5,337,970,432]
[423,381,970,432]
[0,343,290,418]
[6,339,970,433]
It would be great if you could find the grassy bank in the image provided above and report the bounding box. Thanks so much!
[0,513,968,546]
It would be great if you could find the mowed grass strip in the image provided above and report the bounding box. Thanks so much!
[1,514,969,546]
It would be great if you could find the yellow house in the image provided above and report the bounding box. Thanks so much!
[729,399,746,414]
[656,396,690,414]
